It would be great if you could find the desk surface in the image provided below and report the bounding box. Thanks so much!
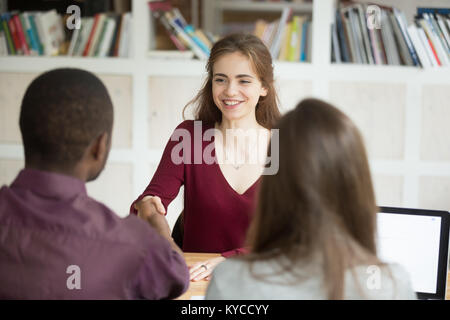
[178,252,220,300]
[180,253,450,300]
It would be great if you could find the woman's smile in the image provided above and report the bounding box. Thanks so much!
[222,99,244,110]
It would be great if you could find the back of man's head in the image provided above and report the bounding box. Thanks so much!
[19,68,114,174]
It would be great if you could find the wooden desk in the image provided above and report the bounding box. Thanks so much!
[447,271,450,300]
[178,252,220,300]
[180,253,450,300]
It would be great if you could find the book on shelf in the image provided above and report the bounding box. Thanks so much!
[0,9,132,58]
[249,10,311,62]
[331,2,450,68]
[414,8,450,67]
[148,0,211,60]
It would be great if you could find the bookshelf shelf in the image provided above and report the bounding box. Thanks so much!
[327,64,450,83]
[0,56,134,74]
[218,0,313,13]
[203,0,315,43]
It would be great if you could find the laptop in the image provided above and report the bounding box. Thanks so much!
[377,207,450,300]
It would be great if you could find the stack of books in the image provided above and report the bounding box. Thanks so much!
[148,1,215,60]
[67,12,132,58]
[0,10,65,56]
[0,9,132,58]
[253,7,312,62]
[332,2,450,68]
[409,8,450,67]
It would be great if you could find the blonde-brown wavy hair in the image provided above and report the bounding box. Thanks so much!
[183,33,281,129]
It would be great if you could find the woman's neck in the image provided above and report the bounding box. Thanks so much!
[218,116,262,133]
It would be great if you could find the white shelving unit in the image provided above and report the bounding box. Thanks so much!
[1,0,450,222]
[202,0,314,35]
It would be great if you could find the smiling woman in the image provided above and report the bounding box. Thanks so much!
[131,33,281,282]
[212,52,268,123]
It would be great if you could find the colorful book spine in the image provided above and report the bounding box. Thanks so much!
[12,14,29,55]
[183,24,210,56]
[335,10,350,62]
[8,16,22,54]
[300,20,308,62]
[164,11,207,60]
[288,15,301,62]
[407,24,430,68]
[418,18,444,66]
[1,14,15,55]
[159,14,187,51]
[393,8,420,66]
[83,13,101,56]
[28,14,44,55]
[415,23,438,67]
[424,13,450,60]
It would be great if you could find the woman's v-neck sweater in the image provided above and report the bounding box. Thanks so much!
[131,120,260,257]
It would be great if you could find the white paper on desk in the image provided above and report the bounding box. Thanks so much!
[190,295,205,300]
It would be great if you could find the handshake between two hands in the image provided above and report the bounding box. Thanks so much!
[134,195,225,281]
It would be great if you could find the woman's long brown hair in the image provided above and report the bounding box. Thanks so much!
[183,33,281,129]
[245,98,382,299]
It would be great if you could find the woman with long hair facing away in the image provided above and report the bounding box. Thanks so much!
[131,34,281,281]
[206,98,416,299]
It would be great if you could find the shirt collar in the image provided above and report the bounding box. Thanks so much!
[11,168,87,200]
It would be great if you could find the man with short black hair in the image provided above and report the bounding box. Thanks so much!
[0,68,189,299]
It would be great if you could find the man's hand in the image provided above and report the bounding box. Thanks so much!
[134,195,166,220]
[135,196,182,255]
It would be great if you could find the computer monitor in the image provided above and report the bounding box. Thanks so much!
[377,207,449,300]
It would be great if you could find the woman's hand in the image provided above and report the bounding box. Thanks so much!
[189,256,226,281]
[134,195,166,220]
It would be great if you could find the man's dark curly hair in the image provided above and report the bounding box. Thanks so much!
[19,68,113,168]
